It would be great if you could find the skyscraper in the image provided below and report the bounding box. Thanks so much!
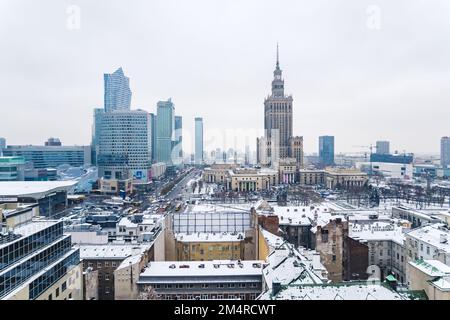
[150,113,157,163]
[0,137,5,156]
[441,137,450,168]
[156,99,175,165]
[263,44,293,159]
[174,116,183,166]
[319,136,335,167]
[195,117,204,165]
[376,141,390,155]
[104,67,132,112]
[97,110,152,182]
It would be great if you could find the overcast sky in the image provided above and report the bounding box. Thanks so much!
[1,0,449,155]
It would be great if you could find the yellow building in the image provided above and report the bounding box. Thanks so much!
[175,233,245,261]
[407,259,450,300]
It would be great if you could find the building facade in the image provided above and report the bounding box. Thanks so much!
[319,136,335,167]
[104,67,132,113]
[174,116,183,166]
[3,145,91,169]
[195,117,204,165]
[156,99,175,165]
[0,156,25,181]
[376,141,390,155]
[137,260,263,300]
[0,220,83,300]
[263,46,293,160]
[97,110,152,183]
[441,136,450,168]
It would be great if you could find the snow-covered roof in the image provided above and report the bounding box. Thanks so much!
[259,282,406,300]
[138,260,264,280]
[260,228,284,250]
[350,221,406,245]
[408,259,450,277]
[79,244,151,260]
[176,232,244,243]
[406,223,450,253]
[262,242,328,290]
[0,180,77,198]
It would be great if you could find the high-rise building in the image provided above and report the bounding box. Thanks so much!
[174,116,183,165]
[290,136,304,167]
[376,141,390,155]
[156,99,175,165]
[0,137,5,156]
[263,44,293,159]
[441,137,450,168]
[103,67,132,113]
[195,117,204,165]
[97,110,152,182]
[149,113,157,163]
[319,136,335,167]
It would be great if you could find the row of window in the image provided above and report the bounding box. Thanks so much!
[0,236,71,298]
[150,282,259,289]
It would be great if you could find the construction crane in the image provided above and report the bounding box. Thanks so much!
[352,144,378,176]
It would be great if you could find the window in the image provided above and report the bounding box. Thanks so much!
[48,294,53,300]
[56,288,60,298]
[332,255,336,262]
[105,261,109,267]
[420,244,423,251]
[112,262,117,267]
[426,246,430,255]
[62,281,67,292]
[97,262,102,268]
[105,274,110,281]
[68,293,72,300]
[105,287,110,294]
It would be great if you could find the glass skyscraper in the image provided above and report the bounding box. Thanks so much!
[319,136,335,167]
[441,137,450,168]
[104,67,132,113]
[195,117,204,165]
[150,113,157,163]
[174,116,183,165]
[156,99,175,165]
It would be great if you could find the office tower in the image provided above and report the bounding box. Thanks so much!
[263,44,293,159]
[149,113,157,163]
[0,219,83,300]
[104,67,132,112]
[441,137,450,168]
[290,136,304,167]
[174,116,183,165]
[156,99,175,165]
[195,117,204,165]
[319,136,335,167]
[376,141,390,155]
[0,137,5,156]
[91,108,105,166]
[245,145,251,165]
[97,110,152,182]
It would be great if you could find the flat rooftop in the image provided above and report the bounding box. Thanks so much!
[139,260,264,279]
[176,232,244,243]
[350,221,406,245]
[260,282,406,300]
[0,220,59,250]
[0,181,77,198]
[406,223,450,253]
[79,243,151,260]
